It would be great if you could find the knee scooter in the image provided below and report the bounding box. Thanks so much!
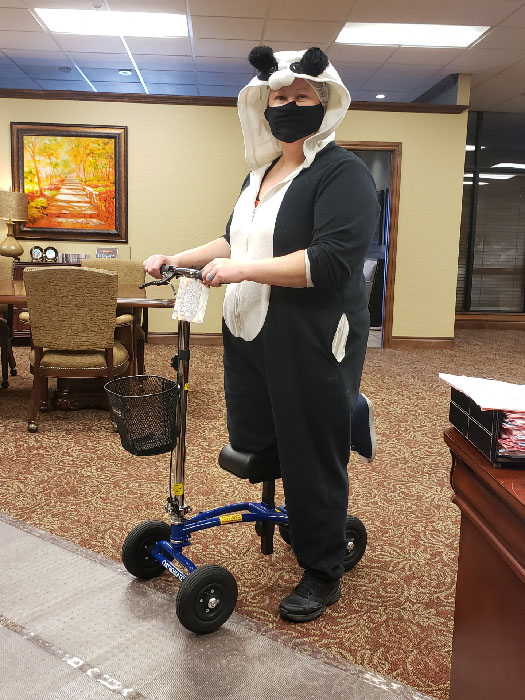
[105,266,367,634]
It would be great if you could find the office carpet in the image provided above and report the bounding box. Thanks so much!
[1,329,524,700]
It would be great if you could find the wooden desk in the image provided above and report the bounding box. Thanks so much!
[446,427,525,700]
[0,279,174,409]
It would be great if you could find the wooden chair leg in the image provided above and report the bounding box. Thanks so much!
[1,342,8,389]
[28,374,45,431]
[7,340,16,375]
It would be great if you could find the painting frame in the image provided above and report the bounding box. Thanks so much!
[11,122,127,242]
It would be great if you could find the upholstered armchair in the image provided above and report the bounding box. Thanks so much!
[24,266,129,433]
[81,259,146,373]
[0,256,17,388]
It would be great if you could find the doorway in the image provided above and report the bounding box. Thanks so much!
[337,141,402,348]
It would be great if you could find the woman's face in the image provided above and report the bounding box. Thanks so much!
[268,78,320,107]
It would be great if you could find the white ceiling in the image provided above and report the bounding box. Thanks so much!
[0,0,525,110]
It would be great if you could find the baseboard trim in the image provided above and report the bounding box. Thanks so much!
[455,313,525,331]
[389,336,455,349]
[147,332,223,346]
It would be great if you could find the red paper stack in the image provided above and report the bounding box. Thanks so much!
[498,412,525,458]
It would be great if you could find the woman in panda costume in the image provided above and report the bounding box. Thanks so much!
[144,46,379,622]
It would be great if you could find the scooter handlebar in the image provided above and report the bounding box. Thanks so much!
[160,265,203,280]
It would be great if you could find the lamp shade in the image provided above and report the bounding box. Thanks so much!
[0,190,28,222]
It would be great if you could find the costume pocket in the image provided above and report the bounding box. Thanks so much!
[331,313,349,362]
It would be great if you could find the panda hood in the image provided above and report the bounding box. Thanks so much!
[237,46,351,171]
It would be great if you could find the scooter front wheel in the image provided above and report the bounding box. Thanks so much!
[122,520,171,579]
[176,564,238,634]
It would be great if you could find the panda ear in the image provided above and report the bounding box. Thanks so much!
[248,45,278,80]
[293,47,329,77]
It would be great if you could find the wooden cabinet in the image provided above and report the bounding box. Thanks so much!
[446,427,525,700]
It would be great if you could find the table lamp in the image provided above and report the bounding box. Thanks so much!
[0,190,28,260]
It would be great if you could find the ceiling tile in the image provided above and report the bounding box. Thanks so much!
[145,83,200,96]
[3,49,72,66]
[347,0,443,24]
[194,38,257,58]
[35,79,95,91]
[269,0,350,22]
[108,0,187,11]
[426,0,523,26]
[476,27,525,51]
[361,64,439,91]
[69,53,133,69]
[140,69,197,84]
[195,56,251,73]
[264,19,341,43]
[328,44,396,63]
[445,47,525,72]
[387,47,464,66]
[0,51,10,63]
[20,0,98,7]
[124,36,192,55]
[491,95,525,112]
[83,67,140,82]
[134,55,194,70]
[52,34,125,53]
[0,76,41,88]
[0,31,58,51]
[0,8,43,31]
[266,41,330,54]
[501,6,525,28]
[0,0,26,7]
[21,65,85,80]
[336,75,370,91]
[189,0,268,18]
[191,16,264,40]
[0,63,27,78]
[91,81,145,93]
[197,71,252,86]
[333,62,384,79]
[199,84,241,97]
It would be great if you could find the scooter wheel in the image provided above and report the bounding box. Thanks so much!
[343,515,367,571]
[278,514,367,570]
[122,520,171,579]
[176,564,238,634]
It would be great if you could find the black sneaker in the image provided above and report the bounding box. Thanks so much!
[279,571,341,622]
[351,393,377,463]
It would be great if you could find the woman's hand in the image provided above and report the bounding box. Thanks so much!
[143,254,177,279]
[201,258,247,286]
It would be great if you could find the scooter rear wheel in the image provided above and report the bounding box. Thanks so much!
[122,520,171,579]
[278,514,367,570]
[176,564,238,634]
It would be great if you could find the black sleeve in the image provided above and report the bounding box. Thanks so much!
[307,158,380,289]
[223,173,251,245]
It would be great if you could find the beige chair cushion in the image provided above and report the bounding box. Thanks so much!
[30,340,128,370]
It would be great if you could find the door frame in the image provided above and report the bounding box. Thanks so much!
[337,141,402,349]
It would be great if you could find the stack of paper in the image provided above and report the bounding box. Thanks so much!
[439,374,525,459]
[498,413,525,458]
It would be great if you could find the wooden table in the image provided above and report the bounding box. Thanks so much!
[446,427,525,700]
[0,279,174,409]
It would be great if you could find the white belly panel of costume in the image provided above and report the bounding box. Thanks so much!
[224,173,294,341]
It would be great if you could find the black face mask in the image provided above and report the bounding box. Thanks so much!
[264,101,325,143]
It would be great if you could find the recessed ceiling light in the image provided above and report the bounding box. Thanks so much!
[59,66,72,73]
[34,8,189,37]
[336,23,490,48]
[119,70,133,76]
[375,94,386,99]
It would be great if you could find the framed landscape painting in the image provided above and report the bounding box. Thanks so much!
[11,122,127,242]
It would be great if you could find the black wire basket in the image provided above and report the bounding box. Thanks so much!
[105,375,180,456]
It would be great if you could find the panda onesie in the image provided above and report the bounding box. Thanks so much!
[223,48,379,597]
